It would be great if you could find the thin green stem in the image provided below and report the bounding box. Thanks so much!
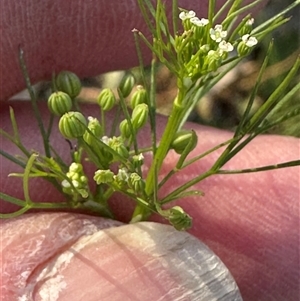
[235,41,273,137]
[245,56,300,133]
[222,0,264,28]
[23,153,39,203]
[217,160,300,174]
[149,58,157,157]
[118,90,139,157]
[46,113,55,140]
[160,169,215,204]
[0,149,26,169]
[136,0,156,35]
[145,101,184,196]
[19,47,51,158]
[133,29,157,157]
[158,136,236,190]
[0,206,30,219]
[101,108,106,134]
[109,105,121,137]
[172,0,178,35]
[0,192,28,207]
[213,0,235,23]
[252,0,300,35]
[208,0,216,28]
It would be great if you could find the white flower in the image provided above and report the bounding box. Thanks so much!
[247,18,254,26]
[242,34,258,47]
[72,180,80,188]
[209,25,227,42]
[101,135,110,145]
[115,168,130,182]
[190,17,209,27]
[69,162,81,173]
[88,116,95,122]
[218,40,234,52]
[133,153,144,162]
[61,179,71,188]
[179,10,196,21]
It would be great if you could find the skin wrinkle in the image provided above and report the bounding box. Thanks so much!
[103,230,169,296]
[0,213,122,300]
[48,222,238,301]
[33,225,164,300]
[69,250,142,301]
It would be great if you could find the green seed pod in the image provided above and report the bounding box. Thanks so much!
[47,91,72,116]
[59,111,87,139]
[93,169,114,185]
[97,88,116,111]
[168,206,192,231]
[131,103,149,131]
[118,72,135,98]
[56,71,82,98]
[171,130,198,155]
[119,119,131,139]
[130,86,147,109]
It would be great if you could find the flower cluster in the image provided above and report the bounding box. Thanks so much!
[94,166,145,194]
[176,10,258,78]
[62,162,89,200]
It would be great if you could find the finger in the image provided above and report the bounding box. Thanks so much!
[1,102,299,300]
[0,212,242,301]
[1,0,267,101]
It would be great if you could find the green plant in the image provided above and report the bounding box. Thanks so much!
[1,0,299,230]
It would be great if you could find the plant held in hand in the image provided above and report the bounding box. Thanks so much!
[1,0,299,231]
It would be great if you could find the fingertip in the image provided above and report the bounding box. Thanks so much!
[1,213,241,301]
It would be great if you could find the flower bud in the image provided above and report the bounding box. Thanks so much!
[168,206,192,231]
[237,34,258,56]
[56,71,81,98]
[170,130,198,155]
[237,42,250,56]
[93,169,114,184]
[128,173,145,193]
[113,168,130,188]
[119,119,131,139]
[118,73,135,98]
[204,50,222,72]
[59,111,87,139]
[108,136,129,159]
[130,86,147,109]
[62,162,89,199]
[97,88,116,111]
[47,91,72,116]
[83,117,103,146]
[132,153,144,169]
[131,104,149,131]
[239,18,254,37]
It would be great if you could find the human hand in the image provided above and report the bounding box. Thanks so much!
[1,0,299,300]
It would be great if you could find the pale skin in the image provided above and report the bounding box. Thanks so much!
[0,0,299,300]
